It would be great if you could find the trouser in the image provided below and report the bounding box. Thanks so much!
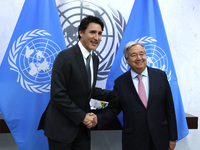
[48,125,90,150]
[149,136,157,150]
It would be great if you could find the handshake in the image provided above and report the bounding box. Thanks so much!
[83,113,97,129]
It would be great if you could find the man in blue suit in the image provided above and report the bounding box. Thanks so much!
[97,41,177,150]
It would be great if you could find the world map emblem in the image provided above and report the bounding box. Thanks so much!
[8,29,62,93]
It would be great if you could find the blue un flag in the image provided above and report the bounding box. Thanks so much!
[0,0,66,149]
[106,0,189,141]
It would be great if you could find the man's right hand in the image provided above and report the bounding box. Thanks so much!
[83,113,97,128]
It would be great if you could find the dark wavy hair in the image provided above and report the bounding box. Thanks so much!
[78,15,104,40]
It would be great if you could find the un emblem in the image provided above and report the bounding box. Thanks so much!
[58,0,126,82]
[8,29,62,93]
[120,36,172,81]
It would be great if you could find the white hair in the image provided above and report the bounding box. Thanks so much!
[123,41,146,58]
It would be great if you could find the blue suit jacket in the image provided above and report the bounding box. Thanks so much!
[98,67,177,150]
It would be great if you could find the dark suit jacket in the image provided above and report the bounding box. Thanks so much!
[38,44,111,143]
[97,67,177,150]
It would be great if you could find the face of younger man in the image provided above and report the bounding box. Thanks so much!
[79,22,103,53]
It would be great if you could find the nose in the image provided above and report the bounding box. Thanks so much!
[94,33,101,40]
[136,54,142,60]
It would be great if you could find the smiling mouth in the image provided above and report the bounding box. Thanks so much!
[91,41,98,46]
[136,61,144,65]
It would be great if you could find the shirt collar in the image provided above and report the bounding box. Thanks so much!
[78,41,92,59]
[131,67,148,79]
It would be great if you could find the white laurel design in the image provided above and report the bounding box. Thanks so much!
[97,8,126,80]
[135,36,157,43]
[8,29,51,93]
[120,57,129,73]
[168,71,172,82]
[120,36,172,82]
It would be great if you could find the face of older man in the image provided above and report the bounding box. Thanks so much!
[125,44,147,74]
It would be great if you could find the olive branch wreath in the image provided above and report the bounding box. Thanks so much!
[120,36,157,73]
[97,9,126,80]
[120,36,172,82]
[8,29,52,93]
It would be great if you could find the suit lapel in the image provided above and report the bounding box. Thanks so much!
[92,53,98,89]
[147,67,153,107]
[146,67,155,108]
[74,44,89,92]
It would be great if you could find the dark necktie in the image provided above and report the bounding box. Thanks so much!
[86,54,91,90]
[137,74,147,108]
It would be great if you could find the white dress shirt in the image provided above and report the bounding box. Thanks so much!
[78,41,94,87]
[130,67,149,101]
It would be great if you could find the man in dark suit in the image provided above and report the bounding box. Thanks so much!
[97,41,177,150]
[38,16,111,150]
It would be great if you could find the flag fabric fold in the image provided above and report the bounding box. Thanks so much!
[0,0,66,149]
[106,0,189,141]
